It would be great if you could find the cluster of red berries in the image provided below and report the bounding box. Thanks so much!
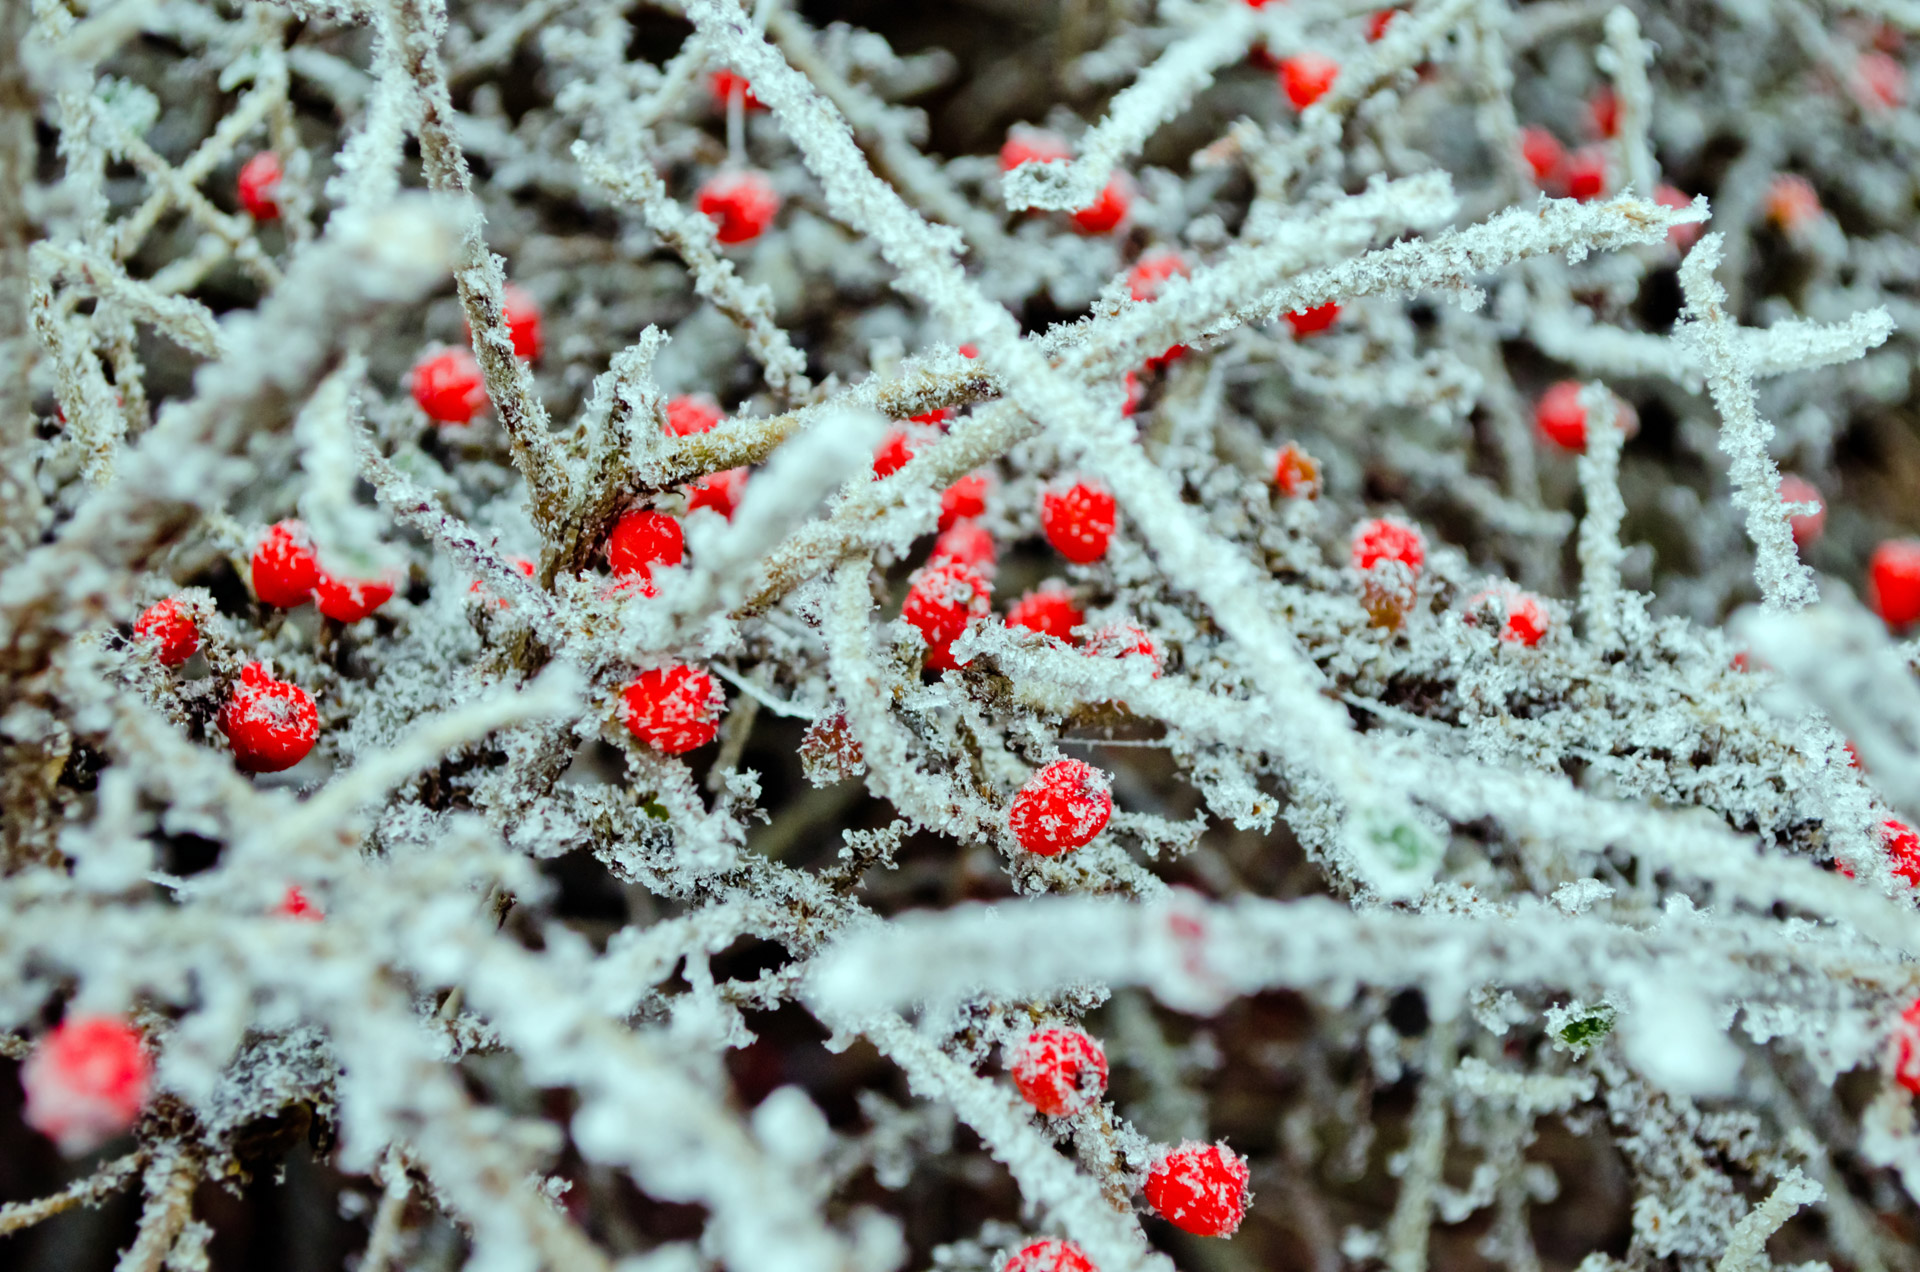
[998,130,1132,235]
[21,1014,152,1155]
[410,283,543,426]
[1514,89,1618,203]
[252,521,398,623]
[664,393,749,518]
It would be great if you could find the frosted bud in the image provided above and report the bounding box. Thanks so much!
[752,1085,833,1164]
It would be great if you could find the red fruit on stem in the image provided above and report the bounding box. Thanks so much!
[1868,540,1920,628]
[1002,1240,1096,1272]
[708,68,764,111]
[1128,251,1189,302]
[911,407,955,429]
[941,474,991,530]
[1466,590,1548,647]
[1145,1142,1251,1237]
[1273,443,1321,499]
[1519,126,1566,187]
[1352,517,1425,574]
[412,348,487,425]
[902,561,992,671]
[1085,623,1162,674]
[1000,129,1072,171]
[622,666,723,754]
[1882,819,1920,886]
[1070,174,1131,235]
[1565,147,1607,202]
[236,152,284,221]
[1280,54,1340,110]
[314,570,396,623]
[1535,380,1590,451]
[1588,87,1620,138]
[666,393,725,437]
[133,598,198,666]
[21,1015,151,1155]
[501,284,543,361]
[1009,1028,1109,1116]
[688,467,749,519]
[1286,303,1340,337]
[278,885,323,921]
[1008,758,1112,855]
[931,520,998,577]
[1006,586,1084,643]
[873,428,919,480]
[1895,997,1920,1095]
[1780,474,1826,550]
[1042,481,1118,565]
[252,521,320,608]
[959,343,979,358]
[607,509,685,590]
[697,170,780,244]
[221,663,319,773]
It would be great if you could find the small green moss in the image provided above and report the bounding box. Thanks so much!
[1559,1005,1615,1049]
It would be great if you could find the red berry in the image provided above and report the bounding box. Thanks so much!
[133,598,198,666]
[221,663,319,773]
[1009,1028,1109,1116]
[1085,623,1162,674]
[1896,997,1920,1095]
[1868,540,1920,628]
[1002,1240,1096,1272]
[1286,303,1340,337]
[252,520,320,608]
[622,666,723,754]
[1883,819,1920,886]
[1145,1142,1250,1237]
[911,407,955,429]
[21,1015,151,1155]
[959,343,980,358]
[1070,174,1131,235]
[1465,589,1548,647]
[1766,175,1821,231]
[1000,129,1072,171]
[1352,517,1425,574]
[931,519,998,576]
[1654,185,1701,250]
[1042,481,1118,565]
[941,474,991,530]
[902,560,992,671]
[873,428,919,480]
[1273,443,1321,498]
[1588,87,1619,139]
[1008,758,1112,855]
[1006,586,1084,642]
[314,569,396,623]
[236,152,284,221]
[1565,147,1607,202]
[1128,251,1189,302]
[1860,50,1906,108]
[1279,54,1340,110]
[607,509,685,590]
[688,467,749,519]
[412,348,487,425]
[278,885,323,920]
[697,170,780,244]
[709,68,764,111]
[1780,474,1825,549]
[502,283,543,361]
[1367,9,1401,40]
[1535,380,1590,451]
[1518,127,1566,187]
[666,393,725,437]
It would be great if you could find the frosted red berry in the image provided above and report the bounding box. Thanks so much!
[1367,9,1401,40]
[698,170,780,244]
[1273,443,1321,499]
[1002,1239,1096,1272]
[1009,1028,1109,1116]
[314,569,396,623]
[236,152,284,221]
[1896,997,1920,1095]
[1565,147,1606,202]
[1535,380,1590,451]
[1286,303,1340,337]
[1280,54,1339,110]
[1006,586,1084,643]
[1883,819,1920,886]
[931,519,998,577]
[1352,517,1425,574]
[941,474,991,531]
[1144,1141,1251,1237]
[1008,758,1112,856]
[1588,86,1620,138]
[1128,251,1189,302]
[1766,174,1821,232]
[902,560,993,672]
[1860,50,1906,108]
[133,598,198,666]
[501,283,543,361]
[959,343,979,358]
[252,520,320,608]
[1042,480,1118,565]
[607,509,685,591]
[1085,623,1162,674]
[1465,589,1548,647]
[688,467,749,519]
[412,348,487,425]
[1780,474,1825,550]
[1868,540,1920,628]
[1000,128,1072,171]
[221,663,320,773]
[873,428,919,480]
[709,68,765,111]
[21,1015,151,1155]
[622,666,723,754]
[1070,173,1131,236]
[1519,126,1566,187]
[278,885,323,921]
[666,393,725,437]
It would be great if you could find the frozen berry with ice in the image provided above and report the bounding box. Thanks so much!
[1002,1240,1095,1272]
[1008,759,1112,856]
[1869,540,1920,629]
[622,666,723,755]
[1007,586,1084,643]
[1042,480,1117,565]
[1009,1028,1108,1116]
[133,598,198,666]
[252,520,319,609]
[697,170,780,244]
[412,348,487,425]
[902,560,993,671]
[1144,1141,1251,1237]
[221,663,320,773]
